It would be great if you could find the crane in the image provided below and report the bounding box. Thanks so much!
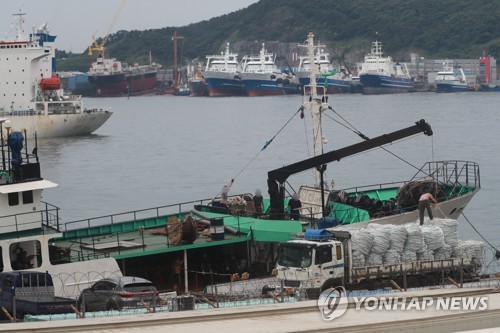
[172,31,184,87]
[88,0,126,56]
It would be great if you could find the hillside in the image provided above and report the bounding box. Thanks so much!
[57,0,500,72]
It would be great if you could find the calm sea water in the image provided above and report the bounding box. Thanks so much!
[37,92,500,258]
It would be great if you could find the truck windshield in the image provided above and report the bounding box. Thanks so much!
[277,245,312,268]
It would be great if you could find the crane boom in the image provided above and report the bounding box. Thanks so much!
[88,0,126,56]
[267,119,433,218]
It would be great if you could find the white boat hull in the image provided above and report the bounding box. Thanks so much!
[330,191,477,230]
[5,112,113,138]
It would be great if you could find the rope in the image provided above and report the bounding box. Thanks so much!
[325,106,430,174]
[211,107,303,200]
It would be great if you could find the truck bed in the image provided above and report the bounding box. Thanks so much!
[351,257,474,280]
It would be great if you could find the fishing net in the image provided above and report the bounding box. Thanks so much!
[367,224,391,254]
[434,244,453,260]
[352,249,366,267]
[366,252,383,266]
[388,225,407,253]
[432,218,459,247]
[383,249,402,265]
[396,178,446,210]
[417,248,435,261]
[421,225,445,250]
[402,249,417,263]
[404,223,425,252]
[452,240,485,260]
[351,229,373,255]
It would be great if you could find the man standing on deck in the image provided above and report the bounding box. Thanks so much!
[418,192,437,225]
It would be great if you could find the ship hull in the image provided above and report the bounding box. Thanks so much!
[360,73,414,94]
[188,80,208,96]
[435,83,468,93]
[243,79,301,96]
[479,83,500,92]
[299,77,352,94]
[204,77,245,97]
[88,71,158,96]
[5,112,113,138]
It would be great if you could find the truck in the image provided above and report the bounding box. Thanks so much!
[0,271,77,319]
[274,229,482,297]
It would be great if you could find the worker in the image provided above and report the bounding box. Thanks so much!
[253,188,264,216]
[287,193,302,221]
[418,192,437,225]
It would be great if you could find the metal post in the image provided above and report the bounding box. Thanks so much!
[184,249,188,294]
[280,279,284,303]
[12,295,16,322]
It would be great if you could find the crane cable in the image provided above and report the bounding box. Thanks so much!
[326,106,427,173]
[213,107,303,200]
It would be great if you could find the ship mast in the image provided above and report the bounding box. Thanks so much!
[301,30,329,188]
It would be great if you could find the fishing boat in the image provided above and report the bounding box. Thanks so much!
[0,122,121,299]
[435,64,468,93]
[479,83,500,92]
[240,43,301,96]
[0,13,112,138]
[37,31,480,295]
[187,64,208,97]
[358,38,414,94]
[297,47,354,94]
[202,43,245,97]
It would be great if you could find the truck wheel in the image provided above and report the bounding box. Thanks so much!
[320,278,343,293]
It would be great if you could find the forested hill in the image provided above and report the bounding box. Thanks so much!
[58,0,500,72]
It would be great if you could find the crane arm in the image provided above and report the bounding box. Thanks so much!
[267,119,433,218]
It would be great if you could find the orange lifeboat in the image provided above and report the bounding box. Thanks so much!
[39,74,61,90]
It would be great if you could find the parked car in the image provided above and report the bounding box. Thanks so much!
[78,276,158,312]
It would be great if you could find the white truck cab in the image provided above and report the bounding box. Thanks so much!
[276,238,345,290]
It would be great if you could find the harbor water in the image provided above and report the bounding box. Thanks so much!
[37,92,500,263]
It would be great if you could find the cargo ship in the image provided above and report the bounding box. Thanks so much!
[87,55,160,96]
[0,13,111,138]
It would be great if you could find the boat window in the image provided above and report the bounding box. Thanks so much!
[48,243,71,265]
[8,192,19,206]
[22,190,34,204]
[10,240,42,270]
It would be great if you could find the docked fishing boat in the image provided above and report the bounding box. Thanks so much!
[434,65,468,93]
[297,48,353,94]
[240,43,301,96]
[358,38,414,94]
[479,83,500,92]
[0,13,112,138]
[187,66,208,97]
[0,122,121,300]
[202,43,245,97]
[40,32,480,296]
[87,56,160,96]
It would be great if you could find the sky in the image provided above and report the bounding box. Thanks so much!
[3,0,258,52]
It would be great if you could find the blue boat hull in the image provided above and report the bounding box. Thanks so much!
[299,77,352,94]
[359,73,414,94]
[205,78,245,97]
[480,84,500,92]
[435,83,468,93]
[243,79,301,96]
